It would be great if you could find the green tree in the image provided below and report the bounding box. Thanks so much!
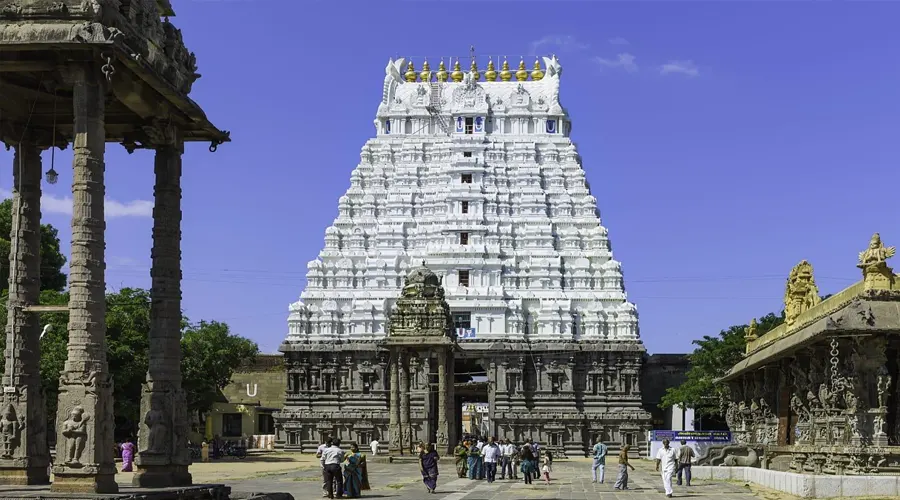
[660,312,785,416]
[0,198,68,293]
[181,320,259,415]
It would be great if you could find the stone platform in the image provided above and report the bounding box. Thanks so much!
[0,483,230,500]
[693,465,900,498]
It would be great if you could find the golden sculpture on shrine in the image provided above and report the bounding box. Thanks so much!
[858,233,897,291]
[499,58,512,81]
[784,260,822,327]
[436,60,449,82]
[404,61,417,82]
[451,60,464,82]
[744,318,759,342]
[531,58,544,80]
[419,60,432,82]
[515,59,528,81]
[484,59,497,82]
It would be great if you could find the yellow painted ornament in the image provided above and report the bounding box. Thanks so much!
[451,60,464,82]
[515,59,528,81]
[470,59,480,81]
[499,59,512,82]
[531,58,544,81]
[436,60,449,82]
[484,59,497,82]
[420,60,432,82]
[404,60,417,82]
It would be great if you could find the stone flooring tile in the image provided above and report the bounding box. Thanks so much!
[225,458,762,500]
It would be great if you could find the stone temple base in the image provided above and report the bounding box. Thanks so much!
[692,466,898,498]
[0,466,50,486]
[0,483,230,499]
[50,471,119,495]
[132,464,193,488]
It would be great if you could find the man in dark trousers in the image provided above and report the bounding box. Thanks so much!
[676,440,695,487]
[320,439,345,499]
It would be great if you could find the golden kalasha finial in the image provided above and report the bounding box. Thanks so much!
[499,58,512,81]
[404,60,417,82]
[531,58,544,81]
[436,60,449,82]
[420,59,432,83]
[451,59,464,82]
[484,59,498,82]
[469,58,480,81]
[515,59,528,81]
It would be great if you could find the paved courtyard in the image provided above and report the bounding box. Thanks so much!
[161,454,769,500]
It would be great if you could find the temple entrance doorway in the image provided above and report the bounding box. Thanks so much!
[455,358,489,441]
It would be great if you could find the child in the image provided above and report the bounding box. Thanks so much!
[541,450,553,484]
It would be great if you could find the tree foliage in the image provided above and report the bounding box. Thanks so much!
[0,198,68,293]
[660,312,785,416]
[182,320,259,415]
[0,288,258,438]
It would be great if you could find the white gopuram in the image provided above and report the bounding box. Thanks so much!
[277,55,651,457]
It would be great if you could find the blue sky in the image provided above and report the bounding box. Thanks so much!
[2,1,898,354]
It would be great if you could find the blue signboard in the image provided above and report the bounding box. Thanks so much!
[650,430,731,442]
[456,328,477,340]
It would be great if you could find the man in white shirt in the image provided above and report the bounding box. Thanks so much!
[499,439,515,480]
[482,437,500,483]
[370,439,379,456]
[321,440,345,499]
[316,439,329,498]
[655,439,678,498]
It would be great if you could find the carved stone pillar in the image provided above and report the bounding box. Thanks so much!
[0,141,50,485]
[133,124,192,487]
[447,349,457,447]
[399,350,410,454]
[52,65,118,494]
[437,351,449,453]
[389,351,400,454]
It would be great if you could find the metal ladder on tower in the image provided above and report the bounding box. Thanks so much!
[426,82,451,136]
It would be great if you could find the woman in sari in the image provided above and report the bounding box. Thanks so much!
[343,443,368,498]
[466,441,481,480]
[120,438,135,472]
[454,441,469,478]
[419,443,440,494]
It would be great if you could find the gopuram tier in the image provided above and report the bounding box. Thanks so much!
[276,55,651,457]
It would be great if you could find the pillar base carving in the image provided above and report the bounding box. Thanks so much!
[51,375,117,494]
[0,465,49,485]
[133,381,193,487]
[133,462,192,488]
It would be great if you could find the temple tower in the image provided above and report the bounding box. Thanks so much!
[277,54,650,457]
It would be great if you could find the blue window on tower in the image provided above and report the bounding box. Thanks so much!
[474,117,484,132]
[455,116,465,133]
[385,120,391,134]
[546,119,557,134]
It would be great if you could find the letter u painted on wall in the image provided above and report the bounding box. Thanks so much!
[246,383,258,397]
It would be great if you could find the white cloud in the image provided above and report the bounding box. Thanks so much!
[594,53,638,73]
[660,60,699,77]
[608,37,630,46]
[530,35,589,54]
[108,256,144,268]
[0,188,153,217]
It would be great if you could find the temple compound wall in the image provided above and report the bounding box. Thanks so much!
[275,54,651,456]
[715,233,900,474]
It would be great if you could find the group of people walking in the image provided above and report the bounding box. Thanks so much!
[317,438,371,499]
[592,437,694,497]
[453,437,553,486]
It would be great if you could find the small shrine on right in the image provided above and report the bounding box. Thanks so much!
[717,233,900,474]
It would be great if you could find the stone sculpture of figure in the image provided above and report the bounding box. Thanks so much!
[145,397,170,454]
[818,383,833,411]
[0,404,22,458]
[858,233,896,268]
[62,406,89,465]
[790,393,808,423]
[784,260,822,326]
[877,369,892,409]
[744,318,759,342]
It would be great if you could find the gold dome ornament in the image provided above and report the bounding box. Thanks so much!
[404,60,417,82]
[531,58,544,81]
[499,58,512,81]
[470,58,480,81]
[420,59,432,82]
[436,60,449,82]
[484,59,498,82]
[451,59,464,82]
[515,59,528,81]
